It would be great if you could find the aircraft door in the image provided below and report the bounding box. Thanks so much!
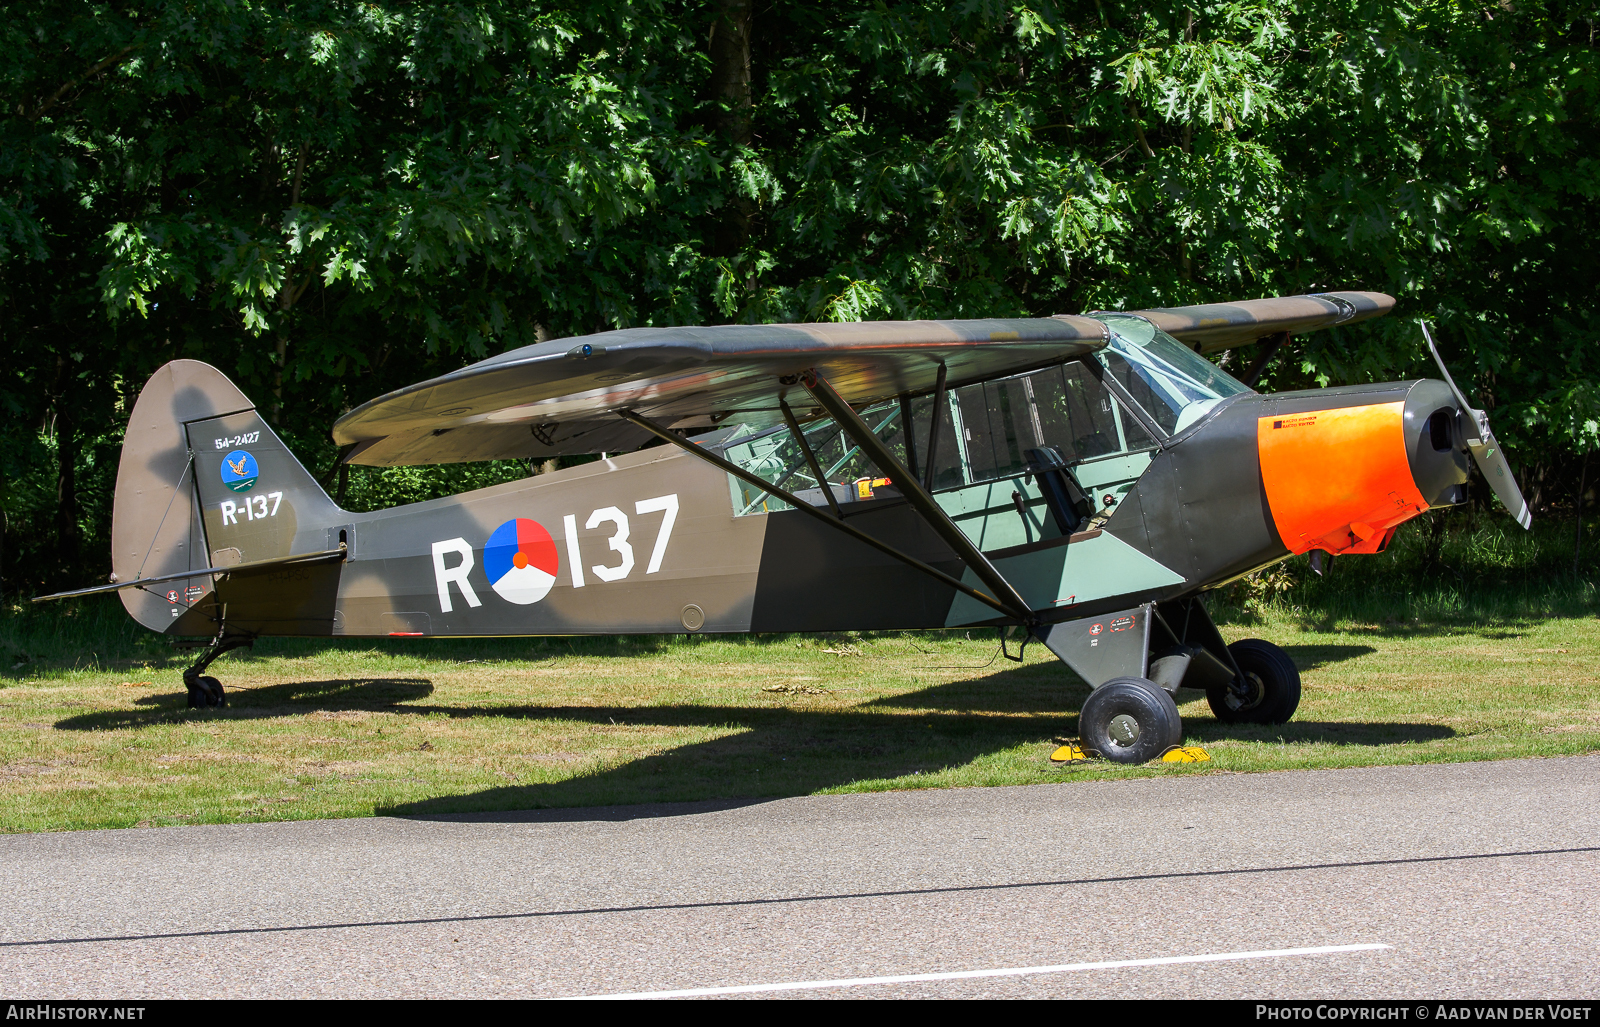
[915,361,1158,491]
[1023,446,1092,535]
[897,361,1163,552]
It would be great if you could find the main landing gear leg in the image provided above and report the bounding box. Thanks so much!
[182,635,253,709]
[1036,598,1304,761]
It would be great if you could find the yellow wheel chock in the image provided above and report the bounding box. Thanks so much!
[1049,743,1211,765]
[1160,745,1211,763]
[1049,743,1089,764]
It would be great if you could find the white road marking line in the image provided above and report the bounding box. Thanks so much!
[570,943,1391,999]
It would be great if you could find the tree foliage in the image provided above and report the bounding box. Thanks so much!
[1,0,1596,591]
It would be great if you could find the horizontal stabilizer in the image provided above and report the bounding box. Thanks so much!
[33,546,347,604]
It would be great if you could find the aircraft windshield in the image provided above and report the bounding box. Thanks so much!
[1094,313,1251,434]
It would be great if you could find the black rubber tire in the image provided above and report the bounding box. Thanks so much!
[1208,638,1301,725]
[199,675,226,708]
[186,675,226,708]
[1078,677,1183,764]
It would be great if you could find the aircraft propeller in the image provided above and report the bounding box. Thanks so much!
[1421,322,1532,529]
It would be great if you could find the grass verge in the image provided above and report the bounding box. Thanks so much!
[2,595,1597,832]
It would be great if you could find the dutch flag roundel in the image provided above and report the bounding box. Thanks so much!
[484,518,560,605]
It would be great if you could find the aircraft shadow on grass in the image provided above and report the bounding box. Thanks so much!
[1276,614,1572,641]
[1276,643,1377,669]
[52,677,437,730]
[373,687,1456,821]
[51,661,1453,820]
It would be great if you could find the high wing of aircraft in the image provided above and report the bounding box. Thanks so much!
[39,290,1528,764]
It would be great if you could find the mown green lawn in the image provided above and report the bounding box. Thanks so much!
[2,597,1597,833]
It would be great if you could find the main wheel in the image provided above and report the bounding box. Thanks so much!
[1078,677,1182,764]
[1207,638,1300,725]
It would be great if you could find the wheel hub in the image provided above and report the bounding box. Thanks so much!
[1108,713,1141,746]
[1226,671,1266,711]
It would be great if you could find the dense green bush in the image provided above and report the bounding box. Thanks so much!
[1215,512,1600,625]
[2,0,1595,593]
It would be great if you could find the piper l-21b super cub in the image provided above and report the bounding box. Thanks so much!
[41,291,1530,763]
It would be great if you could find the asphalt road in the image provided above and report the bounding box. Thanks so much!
[1,755,1597,999]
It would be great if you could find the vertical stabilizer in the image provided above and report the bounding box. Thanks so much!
[113,361,340,633]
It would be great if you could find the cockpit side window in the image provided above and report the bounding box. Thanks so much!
[1055,361,1149,459]
[924,360,1156,488]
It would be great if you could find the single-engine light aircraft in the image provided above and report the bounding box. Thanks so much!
[40,292,1530,763]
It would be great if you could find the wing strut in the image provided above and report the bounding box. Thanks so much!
[898,394,918,480]
[921,363,948,492]
[801,371,1036,625]
[616,410,1020,621]
[779,397,843,519]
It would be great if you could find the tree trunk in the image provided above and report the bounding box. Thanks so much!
[53,401,79,581]
[0,474,7,597]
[708,0,754,258]
[709,0,753,145]
[1422,508,1447,578]
[1575,449,1588,576]
[273,331,287,419]
[1177,9,1194,281]
[272,144,311,421]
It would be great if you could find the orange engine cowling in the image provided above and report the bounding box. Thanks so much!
[1257,382,1472,556]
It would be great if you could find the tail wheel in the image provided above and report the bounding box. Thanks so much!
[185,675,226,709]
[1208,639,1300,725]
[199,675,226,707]
[1078,677,1182,764]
